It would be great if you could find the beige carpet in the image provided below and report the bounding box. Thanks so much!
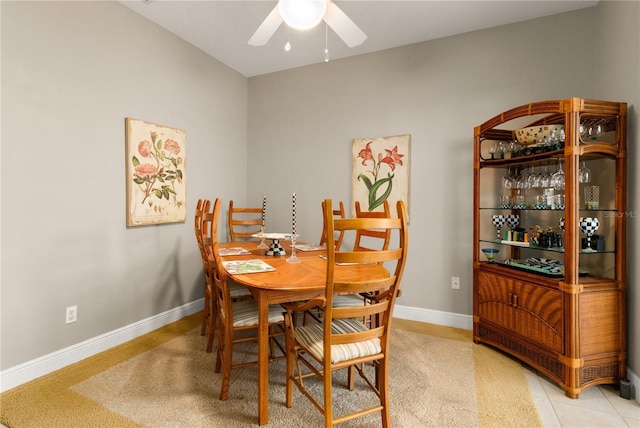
[0,313,542,427]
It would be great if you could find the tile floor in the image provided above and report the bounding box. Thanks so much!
[524,367,640,427]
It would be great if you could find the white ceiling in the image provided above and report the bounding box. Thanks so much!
[120,0,598,77]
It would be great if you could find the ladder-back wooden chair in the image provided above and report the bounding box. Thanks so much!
[332,199,393,316]
[194,199,212,338]
[203,198,286,400]
[319,200,345,250]
[200,198,252,353]
[353,199,391,253]
[228,200,263,242]
[282,199,408,428]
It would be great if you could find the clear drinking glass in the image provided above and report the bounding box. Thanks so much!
[584,186,600,209]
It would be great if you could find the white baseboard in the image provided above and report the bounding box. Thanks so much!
[0,299,204,393]
[394,304,474,330]
[2,300,637,405]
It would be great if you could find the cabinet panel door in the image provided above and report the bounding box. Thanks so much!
[476,271,514,331]
[513,281,563,352]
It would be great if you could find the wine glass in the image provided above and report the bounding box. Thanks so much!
[488,143,497,160]
[496,141,506,159]
[579,217,600,252]
[286,234,301,263]
[552,160,565,191]
[531,165,543,189]
[588,124,602,141]
[579,161,592,183]
[502,167,515,189]
[482,248,499,263]
[579,124,588,141]
[540,162,552,188]
[491,215,506,241]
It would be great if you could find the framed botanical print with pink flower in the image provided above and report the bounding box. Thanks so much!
[125,118,186,226]
[352,134,410,218]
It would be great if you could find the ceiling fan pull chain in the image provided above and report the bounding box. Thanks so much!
[285,25,291,52]
[324,23,329,62]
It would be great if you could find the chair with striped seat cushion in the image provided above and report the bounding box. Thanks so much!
[200,199,251,353]
[203,198,286,401]
[319,200,345,250]
[282,198,408,428]
[332,199,393,318]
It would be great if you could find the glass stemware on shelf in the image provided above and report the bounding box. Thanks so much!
[588,124,602,141]
[482,248,499,263]
[488,143,497,160]
[552,159,565,191]
[540,162,552,188]
[579,161,592,183]
[502,167,515,189]
[491,215,506,241]
[579,217,599,252]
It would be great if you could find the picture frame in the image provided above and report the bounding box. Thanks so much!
[125,118,186,226]
[352,134,410,217]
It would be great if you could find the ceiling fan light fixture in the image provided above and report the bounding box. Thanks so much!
[278,0,327,31]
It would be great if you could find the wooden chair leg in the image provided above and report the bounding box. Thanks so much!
[219,330,232,401]
[206,295,217,353]
[200,288,209,336]
[347,366,356,390]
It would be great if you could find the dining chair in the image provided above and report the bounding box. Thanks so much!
[228,200,263,242]
[282,198,408,428]
[331,199,393,314]
[353,199,391,253]
[200,198,252,353]
[204,198,287,400]
[194,199,212,338]
[319,200,345,250]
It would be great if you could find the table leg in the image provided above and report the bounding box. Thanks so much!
[256,291,270,425]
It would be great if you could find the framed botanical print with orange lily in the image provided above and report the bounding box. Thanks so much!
[352,134,410,218]
[125,118,186,226]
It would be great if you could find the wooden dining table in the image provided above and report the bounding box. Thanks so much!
[218,240,388,425]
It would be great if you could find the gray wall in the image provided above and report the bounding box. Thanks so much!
[1,1,248,369]
[247,9,595,315]
[246,4,639,379]
[2,1,638,384]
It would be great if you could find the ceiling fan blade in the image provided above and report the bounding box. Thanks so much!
[248,6,283,46]
[324,2,367,48]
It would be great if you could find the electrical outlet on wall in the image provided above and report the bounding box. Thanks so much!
[66,306,77,324]
[451,277,460,290]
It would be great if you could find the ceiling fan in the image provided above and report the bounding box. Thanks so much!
[248,0,367,48]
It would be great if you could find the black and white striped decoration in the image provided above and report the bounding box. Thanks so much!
[292,192,296,235]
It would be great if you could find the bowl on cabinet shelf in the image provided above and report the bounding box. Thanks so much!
[515,124,564,146]
[481,248,499,263]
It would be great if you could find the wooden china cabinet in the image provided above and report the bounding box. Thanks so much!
[472,98,627,398]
